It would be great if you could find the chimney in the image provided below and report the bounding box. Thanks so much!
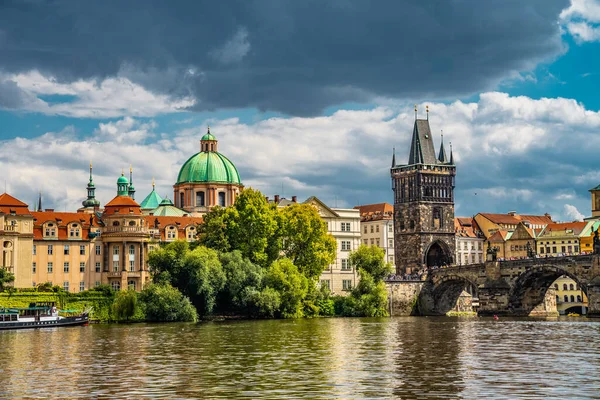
[507,211,516,216]
[274,194,280,203]
[292,196,297,203]
[544,213,551,219]
[45,208,54,212]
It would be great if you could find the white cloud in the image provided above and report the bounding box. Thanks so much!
[0,70,195,118]
[3,92,600,217]
[561,0,600,42]
[564,204,585,221]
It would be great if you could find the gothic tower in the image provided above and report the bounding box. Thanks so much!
[391,108,456,274]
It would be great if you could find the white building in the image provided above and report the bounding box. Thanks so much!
[354,203,395,265]
[455,217,485,265]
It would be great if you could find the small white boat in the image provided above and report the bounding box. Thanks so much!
[0,302,90,331]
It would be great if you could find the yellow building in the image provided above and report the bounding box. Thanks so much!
[0,193,34,288]
[535,221,595,257]
[553,276,588,315]
[474,212,552,239]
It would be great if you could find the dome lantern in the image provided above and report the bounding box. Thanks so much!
[200,126,218,153]
[117,170,129,196]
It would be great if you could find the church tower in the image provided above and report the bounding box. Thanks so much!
[391,106,456,274]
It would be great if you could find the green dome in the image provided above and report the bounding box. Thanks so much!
[177,152,241,185]
[117,175,129,185]
[201,132,216,141]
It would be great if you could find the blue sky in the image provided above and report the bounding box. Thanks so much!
[1,0,600,221]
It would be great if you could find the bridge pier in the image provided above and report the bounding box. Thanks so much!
[587,279,600,318]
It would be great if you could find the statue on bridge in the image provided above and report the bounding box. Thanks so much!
[526,241,535,258]
[486,241,498,262]
[594,227,600,255]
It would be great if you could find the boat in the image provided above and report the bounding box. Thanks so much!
[0,302,90,331]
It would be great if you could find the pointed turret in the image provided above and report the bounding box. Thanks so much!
[37,192,42,212]
[128,165,136,200]
[438,132,448,163]
[82,162,101,209]
[449,142,454,165]
[408,119,437,165]
[140,177,163,211]
[391,147,396,168]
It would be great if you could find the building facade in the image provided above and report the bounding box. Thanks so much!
[173,128,243,215]
[0,193,34,288]
[391,115,456,274]
[354,203,395,265]
[454,217,485,265]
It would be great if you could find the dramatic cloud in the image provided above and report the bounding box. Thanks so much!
[2,92,600,222]
[561,0,600,42]
[0,0,569,116]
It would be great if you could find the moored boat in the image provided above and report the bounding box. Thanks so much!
[0,302,90,331]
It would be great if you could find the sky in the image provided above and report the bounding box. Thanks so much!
[1,0,600,221]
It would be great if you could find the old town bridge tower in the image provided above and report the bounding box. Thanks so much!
[391,108,456,274]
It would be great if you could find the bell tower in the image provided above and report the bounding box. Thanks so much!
[391,106,456,274]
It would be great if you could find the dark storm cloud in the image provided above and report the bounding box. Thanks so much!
[0,0,569,115]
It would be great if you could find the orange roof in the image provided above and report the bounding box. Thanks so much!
[103,196,142,215]
[0,193,30,215]
[32,211,100,240]
[540,221,589,236]
[144,215,203,241]
[354,203,393,221]
[455,217,482,238]
[478,212,552,226]
[488,230,509,242]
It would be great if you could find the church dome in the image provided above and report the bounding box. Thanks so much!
[176,152,241,185]
[117,175,129,185]
[201,132,216,141]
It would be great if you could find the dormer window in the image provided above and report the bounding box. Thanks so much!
[167,226,177,240]
[69,224,81,238]
[45,223,56,237]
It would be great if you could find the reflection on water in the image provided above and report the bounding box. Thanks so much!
[1,317,599,399]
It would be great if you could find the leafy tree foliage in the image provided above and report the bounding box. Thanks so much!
[349,245,393,281]
[279,203,337,280]
[139,283,197,322]
[182,246,227,316]
[218,250,263,312]
[197,207,230,253]
[112,289,138,321]
[264,258,309,318]
[0,268,15,291]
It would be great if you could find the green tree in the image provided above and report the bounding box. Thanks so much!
[226,188,280,267]
[218,250,263,312]
[182,246,227,316]
[148,240,190,287]
[279,203,337,280]
[240,286,281,318]
[264,258,309,318]
[139,283,197,322]
[197,207,231,253]
[0,268,15,291]
[113,289,138,321]
[349,244,393,282]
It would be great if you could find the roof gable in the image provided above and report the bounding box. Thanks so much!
[303,196,339,218]
[0,193,30,214]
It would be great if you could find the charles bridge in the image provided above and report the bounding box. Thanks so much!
[386,254,600,318]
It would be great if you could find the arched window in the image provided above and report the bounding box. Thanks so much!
[179,192,185,208]
[128,221,136,226]
[554,283,558,290]
[570,283,574,290]
[112,221,120,226]
[570,295,575,302]
[563,284,568,290]
[564,295,569,302]
[111,281,121,291]
[577,295,582,302]
[128,280,136,290]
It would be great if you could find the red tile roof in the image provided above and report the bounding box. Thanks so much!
[540,221,589,236]
[32,211,100,240]
[478,212,552,226]
[488,230,510,242]
[144,216,203,240]
[0,193,30,215]
[354,203,393,221]
[103,196,142,215]
[455,217,482,238]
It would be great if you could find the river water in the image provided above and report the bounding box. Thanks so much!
[1,317,599,399]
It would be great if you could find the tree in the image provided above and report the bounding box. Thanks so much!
[148,240,190,287]
[0,268,15,291]
[197,207,230,253]
[279,203,337,280]
[226,188,280,267]
[218,250,263,312]
[113,289,138,321]
[264,258,309,318]
[349,244,393,282]
[139,283,197,322]
[182,246,227,316]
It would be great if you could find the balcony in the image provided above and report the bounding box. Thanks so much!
[3,225,16,232]
[107,271,122,278]
[103,226,148,234]
[1,266,14,273]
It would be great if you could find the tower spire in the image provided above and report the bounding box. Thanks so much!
[414,104,418,120]
[449,142,454,165]
[438,130,448,163]
[128,164,136,200]
[38,191,42,212]
[426,105,429,120]
[391,147,396,168]
[82,162,100,209]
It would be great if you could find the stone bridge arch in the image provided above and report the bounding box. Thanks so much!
[423,240,453,268]
[419,273,479,315]
[508,264,588,316]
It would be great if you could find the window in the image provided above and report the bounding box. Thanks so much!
[388,239,393,248]
[112,221,120,227]
[113,246,120,255]
[564,295,569,302]
[45,224,56,237]
[376,225,379,233]
[320,280,330,290]
[129,245,135,255]
[95,262,101,273]
[47,262,53,273]
[113,261,119,272]
[370,238,374,245]
[364,226,367,234]
[218,192,226,207]
[552,246,557,253]
[80,282,85,292]
[561,246,566,253]
[341,222,351,232]
[342,280,352,291]
[63,262,69,273]
[376,239,380,247]
[540,247,545,254]
[341,259,350,271]
[95,245,101,255]
[388,224,393,233]
[577,295,582,302]
[341,241,351,251]
[570,295,575,302]
[179,192,185,208]
[64,245,70,255]
[32,262,36,273]
[370,225,374,233]
[80,262,85,273]
[196,191,205,207]
[95,281,100,287]
[554,283,558,290]
[575,245,580,253]
[570,284,574,290]
[33,245,36,255]
[63,281,69,292]
[563,284,568,290]
[187,227,196,240]
[48,245,53,255]
[167,227,177,240]
[363,239,368,245]
[111,281,121,291]
[80,245,86,255]
[129,260,135,272]
[70,225,80,237]
[128,280,136,291]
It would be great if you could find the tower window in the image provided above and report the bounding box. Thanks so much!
[180,192,185,208]
[196,191,205,207]
[433,208,443,229]
[218,192,226,207]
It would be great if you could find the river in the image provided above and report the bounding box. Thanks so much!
[1,317,599,399]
